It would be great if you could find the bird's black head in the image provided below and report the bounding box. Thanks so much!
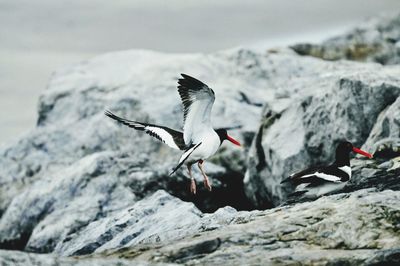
[335,140,373,166]
[215,128,241,146]
[336,141,353,154]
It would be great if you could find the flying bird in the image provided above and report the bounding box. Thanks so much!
[105,74,241,194]
[282,141,373,198]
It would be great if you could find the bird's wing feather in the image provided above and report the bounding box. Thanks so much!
[281,165,322,184]
[286,164,346,186]
[177,74,215,145]
[105,110,186,150]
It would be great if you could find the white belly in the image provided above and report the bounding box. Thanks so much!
[300,182,347,198]
[189,130,220,161]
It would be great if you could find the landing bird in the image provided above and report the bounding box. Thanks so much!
[282,141,373,198]
[105,74,241,194]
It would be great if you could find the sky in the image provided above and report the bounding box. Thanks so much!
[1,0,400,145]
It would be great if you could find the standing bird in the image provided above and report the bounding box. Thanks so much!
[282,141,373,198]
[105,74,241,194]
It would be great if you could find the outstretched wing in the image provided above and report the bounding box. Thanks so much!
[105,110,186,150]
[177,74,215,145]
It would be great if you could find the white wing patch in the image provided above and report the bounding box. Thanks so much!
[145,126,180,150]
[301,172,341,182]
[183,98,214,145]
[338,166,352,179]
[303,182,347,198]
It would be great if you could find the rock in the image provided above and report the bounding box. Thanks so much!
[291,13,400,65]
[344,157,400,193]
[244,60,400,206]
[362,96,400,158]
[0,152,136,252]
[93,189,400,265]
[0,249,172,266]
[54,190,251,256]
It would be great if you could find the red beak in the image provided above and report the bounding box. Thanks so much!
[352,147,373,159]
[226,134,241,146]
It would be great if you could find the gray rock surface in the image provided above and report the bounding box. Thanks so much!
[93,189,400,265]
[54,190,251,256]
[0,249,172,266]
[344,157,400,195]
[4,189,399,265]
[362,96,400,157]
[291,12,400,65]
[244,59,400,206]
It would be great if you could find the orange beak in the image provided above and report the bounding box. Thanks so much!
[352,147,373,158]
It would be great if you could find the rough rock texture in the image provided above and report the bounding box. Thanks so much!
[1,152,136,253]
[291,12,400,65]
[1,13,400,265]
[94,189,400,265]
[2,190,400,265]
[362,96,400,157]
[344,157,400,194]
[244,61,400,206]
[55,190,252,256]
[0,249,173,266]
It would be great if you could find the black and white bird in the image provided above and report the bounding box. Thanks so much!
[282,141,373,198]
[105,74,241,194]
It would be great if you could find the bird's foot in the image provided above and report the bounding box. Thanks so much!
[203,176,212,191]
[190,178,197,194]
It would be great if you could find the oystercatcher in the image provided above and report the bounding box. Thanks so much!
[105,74,241,194]
[282,141,373,198]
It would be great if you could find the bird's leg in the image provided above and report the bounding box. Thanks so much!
[187,163,196,194]
[198,160,212,191]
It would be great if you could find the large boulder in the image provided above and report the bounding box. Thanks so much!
[244,60,400,207]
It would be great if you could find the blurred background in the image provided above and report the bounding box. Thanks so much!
[1,0,400,145]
